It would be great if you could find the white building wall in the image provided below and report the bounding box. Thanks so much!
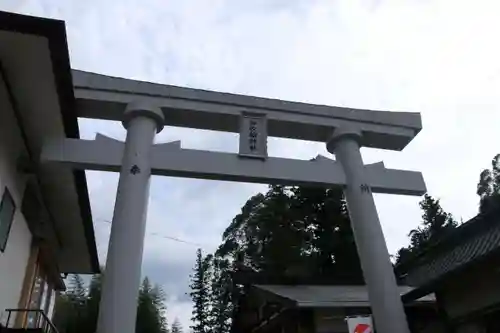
[0,74,32,317]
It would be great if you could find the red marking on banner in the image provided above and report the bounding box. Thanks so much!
[354,323,370,333]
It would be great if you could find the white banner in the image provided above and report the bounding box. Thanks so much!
[346,316,374,333]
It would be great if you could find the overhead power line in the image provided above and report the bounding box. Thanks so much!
[94,217,207,248]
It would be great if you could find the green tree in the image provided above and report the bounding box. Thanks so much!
[52,275,88,333]
[216,186,362,280]
[137,277,169,333]
[395,194,457,265]
[52,293,71,333]
[191,185,364,333]
[477,154,500,213]
[290,186,362,280]
[81,274,102,333]
[209,258,232,333]
[53,274,168,333]
[189,249,212,333]
[171,318,183,333]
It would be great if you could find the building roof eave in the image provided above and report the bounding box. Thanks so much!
[0,10,99,274]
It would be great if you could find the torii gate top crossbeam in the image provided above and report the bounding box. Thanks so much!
[72,70,421,151]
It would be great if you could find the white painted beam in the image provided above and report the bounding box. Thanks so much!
[72,70,422,151]
[41,135,426,196]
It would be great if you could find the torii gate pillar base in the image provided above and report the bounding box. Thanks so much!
[96,102,164,333]
[328,128,411,333]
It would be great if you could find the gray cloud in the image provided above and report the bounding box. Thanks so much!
[142,257,193,304]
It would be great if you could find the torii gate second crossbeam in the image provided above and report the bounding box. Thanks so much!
[41,70,426,333]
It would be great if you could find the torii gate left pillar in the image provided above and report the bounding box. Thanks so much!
[96,102,164,333]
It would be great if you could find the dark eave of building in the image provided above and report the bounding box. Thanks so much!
[231,270,366,286]
[0,10,99,273]
[397,206,500,302]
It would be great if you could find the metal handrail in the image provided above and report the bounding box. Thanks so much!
[3,308,59,333]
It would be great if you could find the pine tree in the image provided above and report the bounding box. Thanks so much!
[419,194,457,240]
[52,275,88,333]
[137,277,169,333]
[68,275,87,330]
[53,273,168,333]
[152,285,169,333]
[201,185,366,333]
[82,274,102,333]
[67,274,86,304]
[189,249,212,333]
[477,154,500,213]
[396,194,457,264]
[209,258,232,333]
[171,318,183,333]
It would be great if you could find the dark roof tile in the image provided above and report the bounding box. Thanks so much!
[399,210,500,287]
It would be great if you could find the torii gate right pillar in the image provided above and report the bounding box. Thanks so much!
[327,128,411,333]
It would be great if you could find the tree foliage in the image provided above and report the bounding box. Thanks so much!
[53,274,168,333]
[209,257,232,333]
[395,152,500,265]
[171,318,183,333]
[52,275,89,333]
[189,249,212,333]
[395,194,457,265]
[137,277,169,333]
[189,185,364,333]
[215,186,362,279]
[477,153,500,213]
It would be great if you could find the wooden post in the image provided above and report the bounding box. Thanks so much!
[15,240,39,328]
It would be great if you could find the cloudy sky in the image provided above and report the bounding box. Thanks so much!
[3,0,500,328]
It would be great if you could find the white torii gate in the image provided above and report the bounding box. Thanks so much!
[42,70,426,333]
